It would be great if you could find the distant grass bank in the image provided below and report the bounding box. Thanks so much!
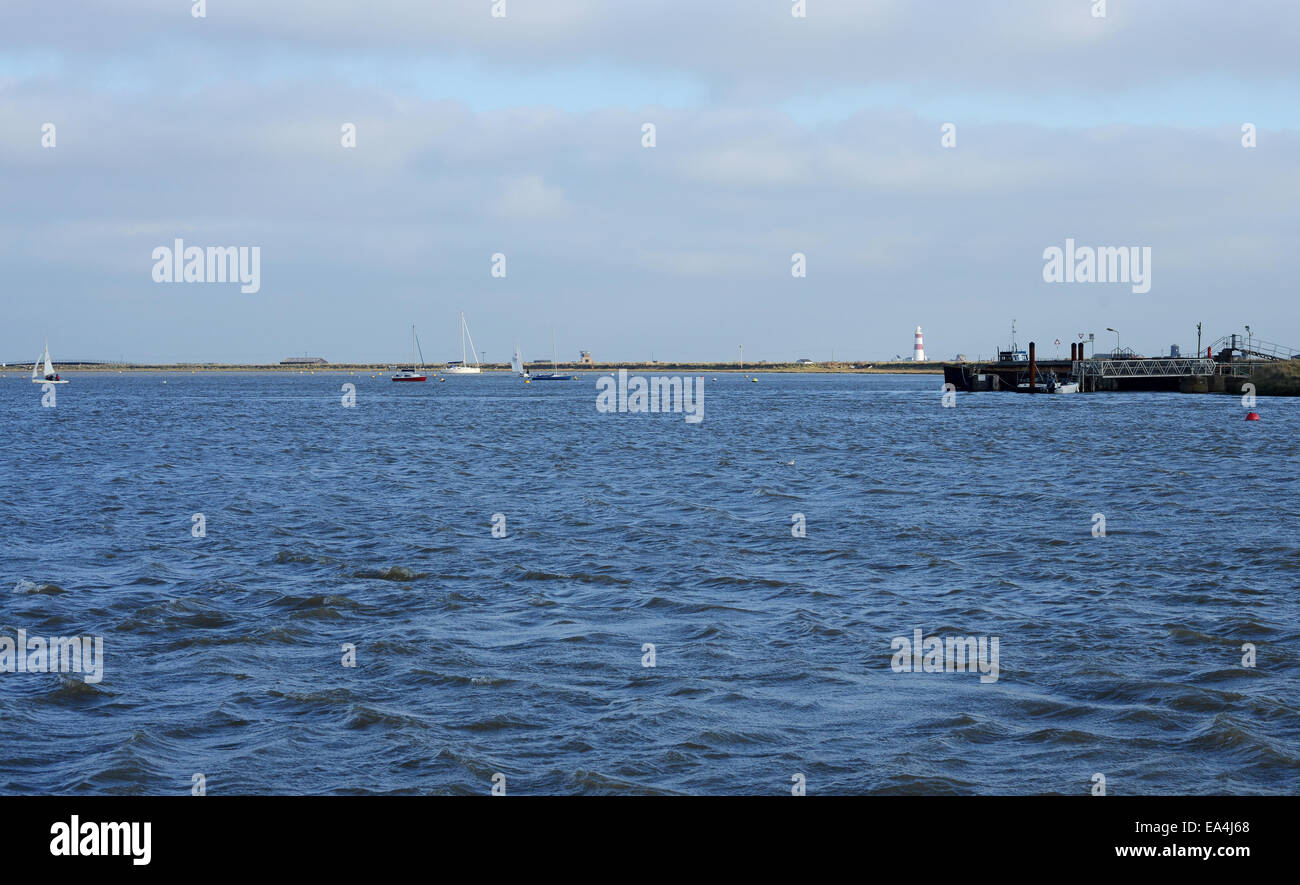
[2,361,944,375]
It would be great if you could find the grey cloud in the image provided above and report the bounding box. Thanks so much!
[3,1,1299,99]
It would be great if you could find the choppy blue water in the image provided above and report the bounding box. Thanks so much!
[2,371,1298,795]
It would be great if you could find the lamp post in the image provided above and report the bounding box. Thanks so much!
[1106,327,1120,357]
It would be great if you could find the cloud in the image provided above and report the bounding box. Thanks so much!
[491,174,571,220]
[4,1,1299,101]
[0,2,1297,362]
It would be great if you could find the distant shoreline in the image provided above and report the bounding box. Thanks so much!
[2,361,944,375]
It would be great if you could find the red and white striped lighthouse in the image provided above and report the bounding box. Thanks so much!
[913,326,926,362]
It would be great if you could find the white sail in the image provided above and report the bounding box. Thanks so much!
[511,347,525,376]
[32,341,67,383]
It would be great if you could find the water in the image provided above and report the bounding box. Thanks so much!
[2,371,1298,795]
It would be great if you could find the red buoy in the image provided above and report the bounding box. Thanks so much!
[1246,412,1261,421]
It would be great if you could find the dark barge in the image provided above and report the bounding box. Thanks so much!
[943,332,1297,394]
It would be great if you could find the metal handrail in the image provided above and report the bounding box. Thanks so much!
[1206,335,1298,361]
[1076,357,1220,378]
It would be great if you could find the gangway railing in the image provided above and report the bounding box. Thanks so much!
[1075,357,1224,378]
[1207,335,1298,362]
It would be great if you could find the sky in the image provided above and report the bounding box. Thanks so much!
[1,1,1298,364]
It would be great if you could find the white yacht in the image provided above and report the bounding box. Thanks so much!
[444,313,482,374]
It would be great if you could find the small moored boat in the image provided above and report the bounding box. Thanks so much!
[391,326,428,381]
[525,330,573,381]
[1016,371,1078,394]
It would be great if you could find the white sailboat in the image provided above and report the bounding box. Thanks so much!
[511,345,529,379]
[31,341,68,384]
[444,312,482,374]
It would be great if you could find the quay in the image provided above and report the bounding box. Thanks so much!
[943,333,1300,396]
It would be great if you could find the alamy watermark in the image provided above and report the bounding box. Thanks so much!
[49,816,150,865]
[596,370,704,424]
[1,629,104,683]
[890,628,999,683]
[1042,239,1151,294]
[152,239,261,293]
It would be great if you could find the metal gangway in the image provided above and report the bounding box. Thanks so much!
[1207,334,1298,362]
[1074,357,1247,379]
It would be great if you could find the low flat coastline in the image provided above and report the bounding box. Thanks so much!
[3,361,944,375]
[11,361,1298,393]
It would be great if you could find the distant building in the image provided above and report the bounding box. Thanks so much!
[913,326,926,361]
[1170,345,1181,358]
[579,351,593,365]
[796,358,816,365]
[280,357,328,365]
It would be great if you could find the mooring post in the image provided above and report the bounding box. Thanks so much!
[1028,341,1037,393]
